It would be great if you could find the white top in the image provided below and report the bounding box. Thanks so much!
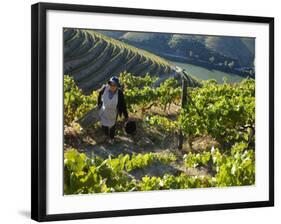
[98,85,119,127]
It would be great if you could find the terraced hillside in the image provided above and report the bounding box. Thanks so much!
[64,28,188,94]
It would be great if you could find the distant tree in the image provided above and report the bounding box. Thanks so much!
[228,61,235,69]
[209,56,215,63]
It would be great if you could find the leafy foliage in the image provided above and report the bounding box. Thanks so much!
[64,141,254,194]
[183,141,255,186]
[145,115,179,133]
[212,142,255,186]
[183,151,211,168]
[64,149,214,194]
[64,75,98,125]
[119,72,157,89]
[119,72,181,112]
[179,78,255,145]
[63,72,255,194]
[64,149,177,194]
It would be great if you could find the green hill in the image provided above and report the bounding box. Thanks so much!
[64,28,193,94]
[100,31,255,69]
[204,36,255,66]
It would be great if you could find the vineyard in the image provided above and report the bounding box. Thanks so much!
[64,28,184,94]
[64,72,255,194]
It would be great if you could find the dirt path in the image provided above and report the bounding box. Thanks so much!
[64,106,213,179]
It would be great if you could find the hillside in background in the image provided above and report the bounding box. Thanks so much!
[64,28,199,94]
[98,30,255,77]
[204,36,254,67]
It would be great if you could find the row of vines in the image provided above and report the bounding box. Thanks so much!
[64,71,255,194]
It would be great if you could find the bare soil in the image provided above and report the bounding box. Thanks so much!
[64,104,216,179]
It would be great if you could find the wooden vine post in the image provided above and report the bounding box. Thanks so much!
[178,72,188,150]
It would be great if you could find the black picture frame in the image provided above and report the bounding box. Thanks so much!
[31,2,274,222]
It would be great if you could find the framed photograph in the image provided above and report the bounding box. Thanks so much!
[31,2,274,222]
